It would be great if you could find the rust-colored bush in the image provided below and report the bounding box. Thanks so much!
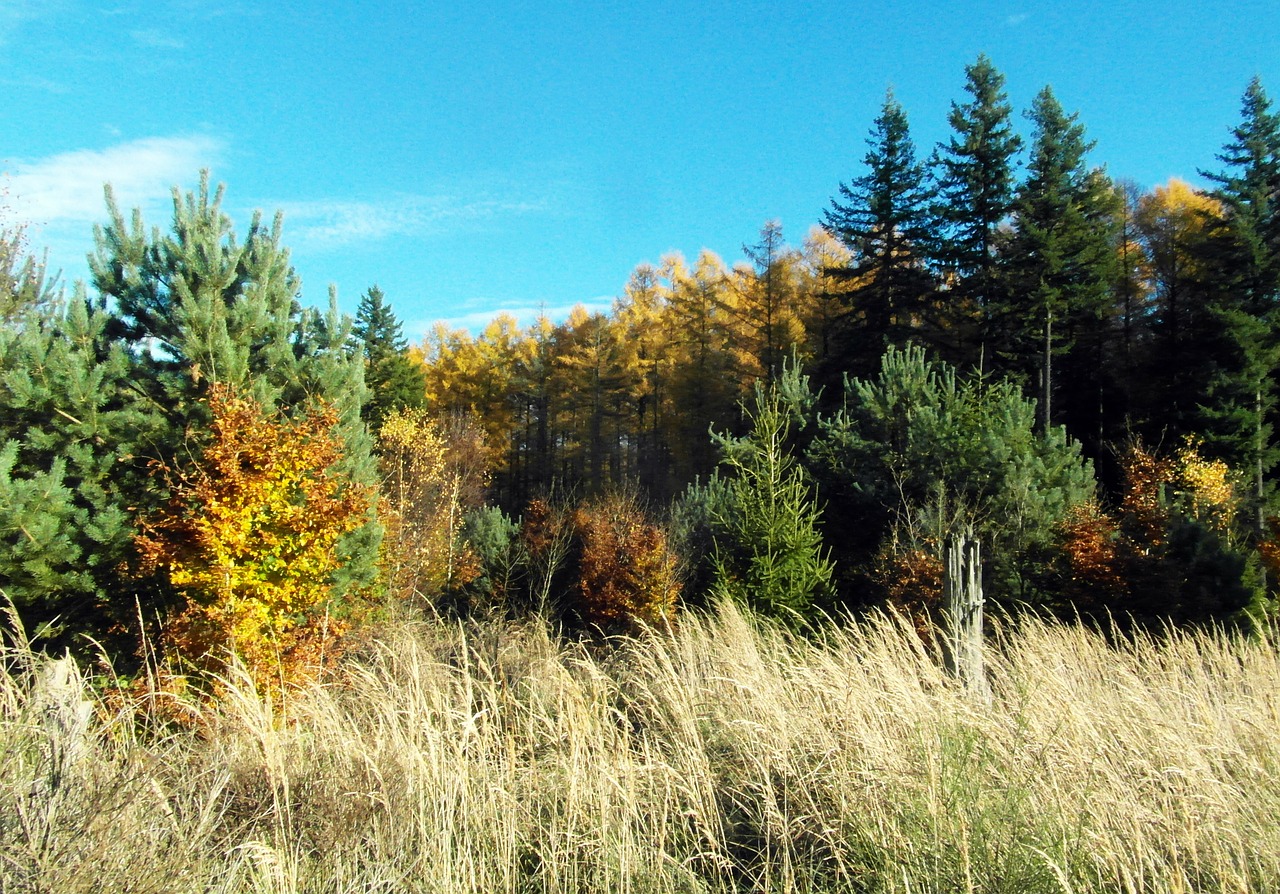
[572,495,681,631]
[1054,500,1126,613]
[1117,441,1173,551]
[872,543,943,636]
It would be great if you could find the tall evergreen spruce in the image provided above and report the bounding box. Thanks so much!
[823,90,938,380]
[700,368,833,625]
[1201,78,1280,297]
[999,87,1119,447]
[932,55,1022,370]
[1197,78,1280,540]
[352,285,426,426]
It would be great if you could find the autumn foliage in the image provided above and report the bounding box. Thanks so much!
[377,408,487,602]
[1053,500,1126,612]
[571,494,681,631]
[509,495,681,631]
[843,425,1255,627]
[1054,440,1253,623]
[871,544,944,636]
[136,385,374,687]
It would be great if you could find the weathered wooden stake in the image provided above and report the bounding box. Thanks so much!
[946,528,990,701]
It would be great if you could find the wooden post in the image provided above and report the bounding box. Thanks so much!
[946,528,990,702]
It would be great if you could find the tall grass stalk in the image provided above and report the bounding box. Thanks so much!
[1,604,1277,892]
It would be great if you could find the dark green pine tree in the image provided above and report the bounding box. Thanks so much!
[822,89,939,381]
[806,344,1095,609]
[998,87,1119,447]
[1196,77,1280,539]
[0,282,157,651]
[94,173,306,419]
[931,54,1022,371]
[351,284,425,427]
[91,171,382,602]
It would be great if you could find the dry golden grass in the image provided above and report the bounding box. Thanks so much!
[2,604,1278,893]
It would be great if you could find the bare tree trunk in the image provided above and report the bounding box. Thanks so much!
[1042,310,1053,435]
[1258,387,1268,595]
[946,528,990,702]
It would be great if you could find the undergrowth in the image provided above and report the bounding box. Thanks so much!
[1,604,1277,893]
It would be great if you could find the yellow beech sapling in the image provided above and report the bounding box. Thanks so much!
[136,384,374,686]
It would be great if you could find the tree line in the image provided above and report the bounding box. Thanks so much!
[416,58,1280,626]
[1,58,1278,682]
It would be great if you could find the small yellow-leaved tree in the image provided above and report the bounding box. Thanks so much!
[136,384,374,687]
[377,408,488,603]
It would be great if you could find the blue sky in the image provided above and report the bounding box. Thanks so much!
[3,1,1278,340]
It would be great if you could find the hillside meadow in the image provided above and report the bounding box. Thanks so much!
[2,604,1278,893]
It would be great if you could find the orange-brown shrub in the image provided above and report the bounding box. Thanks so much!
[1117,442,1174,551]
[872,543,944,636]
[136,385,374,691]
[1054,499,1126,613]
[571,495,681,632]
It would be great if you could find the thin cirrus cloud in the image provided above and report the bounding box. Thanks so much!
[417,299,617,339]
[1,73,70,94]
[130,28,185,49]
[5,134,225,280]
[8,134,225,227]
[0,0,61,44]
[282,195,549,251]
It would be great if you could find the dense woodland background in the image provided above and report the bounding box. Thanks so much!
[4,57,1280,680]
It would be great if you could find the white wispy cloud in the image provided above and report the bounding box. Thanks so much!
[171,0,258,19]
[0,0,61,44]
[0,73,70,94]
[131,28,185,49]
[1005,13,1030,26]
[8,134,224,225]
[5,134,225,281]
[282,195,548,251]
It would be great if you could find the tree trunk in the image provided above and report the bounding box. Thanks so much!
[1042,310,1053,435]
[946,528,990,701]
[1257,386,1268,594]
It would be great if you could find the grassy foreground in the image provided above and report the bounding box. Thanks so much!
[2,605,1278,893]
